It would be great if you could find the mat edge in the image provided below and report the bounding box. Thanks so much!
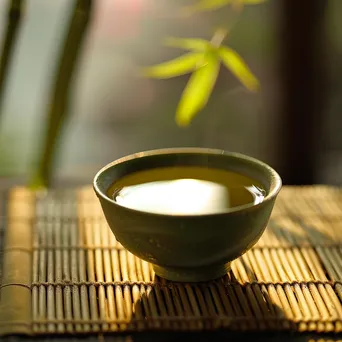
[0,187,35,336]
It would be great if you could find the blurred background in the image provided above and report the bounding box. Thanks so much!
[0,0,341,187]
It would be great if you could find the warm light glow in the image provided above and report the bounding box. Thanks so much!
[94,0,146,39]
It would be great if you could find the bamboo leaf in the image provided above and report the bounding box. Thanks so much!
[142,52,206,79]
[219,46,259,92]
[244,0,267,3]
[183,0,267,13]
[163,37,210,52]
[185,0,232,12]
[176,53,220,127]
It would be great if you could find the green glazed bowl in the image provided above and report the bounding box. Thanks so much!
[93,148,282,282]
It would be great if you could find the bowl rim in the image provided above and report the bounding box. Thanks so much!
[93,147,282,217]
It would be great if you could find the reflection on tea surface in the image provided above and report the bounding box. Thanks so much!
[108,166,265,215]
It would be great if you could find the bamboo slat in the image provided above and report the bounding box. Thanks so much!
[0,186,341,336]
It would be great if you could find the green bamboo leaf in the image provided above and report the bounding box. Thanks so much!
[185,0,232,12]
[219,46,259,92]
[244,0,267,3]
[142,52,205,79]
[163,37,209,52]
[176,54,220,127]
[183,0,267,13]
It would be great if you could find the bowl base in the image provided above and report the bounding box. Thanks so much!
[153,262,231,282]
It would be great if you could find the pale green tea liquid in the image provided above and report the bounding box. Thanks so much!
[107,166,265,215]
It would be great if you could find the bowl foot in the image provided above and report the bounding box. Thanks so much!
[153,262,231,282]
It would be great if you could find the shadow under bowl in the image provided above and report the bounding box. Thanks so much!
[93,148,282,282]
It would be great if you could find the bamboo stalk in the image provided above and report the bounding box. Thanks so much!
[29,0,93,189]
[0,0,25,119]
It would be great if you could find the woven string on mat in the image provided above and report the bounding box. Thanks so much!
[0,186,341,336]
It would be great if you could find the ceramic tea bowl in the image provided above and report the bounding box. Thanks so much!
[93,148,282,282]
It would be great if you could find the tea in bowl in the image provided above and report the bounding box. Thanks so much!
[93,148,282,282]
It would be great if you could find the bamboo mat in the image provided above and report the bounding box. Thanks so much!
[0,186,342,337]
